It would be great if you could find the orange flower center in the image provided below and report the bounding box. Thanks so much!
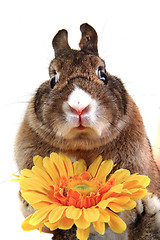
[67,179,100,196]
[48,172,115,209]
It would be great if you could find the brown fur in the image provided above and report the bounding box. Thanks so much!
[15,23,160,239]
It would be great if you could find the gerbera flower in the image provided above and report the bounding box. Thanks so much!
[13,152,150,240]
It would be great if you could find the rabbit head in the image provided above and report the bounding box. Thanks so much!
[33,23,128,151]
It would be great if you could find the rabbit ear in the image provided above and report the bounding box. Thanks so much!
[52,29,71,58]
[79,23,98,56]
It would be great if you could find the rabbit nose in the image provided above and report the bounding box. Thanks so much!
[67,86,92,116]
[69,103,90,116]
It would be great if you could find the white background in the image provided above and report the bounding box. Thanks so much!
[0,0,160,239]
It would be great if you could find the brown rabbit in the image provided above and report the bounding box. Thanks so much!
[15,23,160,239]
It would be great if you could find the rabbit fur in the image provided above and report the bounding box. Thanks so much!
[15,23,160,239]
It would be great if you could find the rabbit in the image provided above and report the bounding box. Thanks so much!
[15,23,160,239]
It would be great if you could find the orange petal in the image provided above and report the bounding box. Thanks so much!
[87,155,103,177]
[74,212,90,229]
[106,209,126,233]
[66,206,82,220]
[58,217,74,230]
[76,227,90,240]
[95,160,113,184]
[83,207,99,222]
[68,189,81,201]
[73,159,87,175]
[81,172,91,180]
[49,206,67,223]
[93,221,105,235]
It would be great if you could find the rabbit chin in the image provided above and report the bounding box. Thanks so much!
[55,121,109,140]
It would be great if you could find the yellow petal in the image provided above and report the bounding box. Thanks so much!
[125,175,150,188]
[102,184,124,200]
[32,166,53,185]
[107,203,124,213]
[73,159,87,175]
[87,155,103,177]
[95,160,113,184]
[122,199,136,210]
[74,212,90,229]
[19,177,50,193]
[123,180,139,189]
[21,191,53,205]
[76,227,90,240]
[138,176,150,187]
[83,207,99,222]
[93,221,105,235]
[12,174,20,178]
[97,198,116,209]
[43,156,60,185]
[50,152,68,178]
[106,209,126,234]
[33,155,44,169]
[20,169,37,178]
[66,206,82,220]
[112,196,130,205]
[107,196,136,212]
[21,214,43,231]
[109,169,130,184]
[59,152,74,178]
[32,201,52,209]
[58,217,74,230]
[130,188,148,200]
[29,205,53,225]
[45,220,60,231]
[49,206,67,223]
[11,178,19,182]
[98,208,110,223]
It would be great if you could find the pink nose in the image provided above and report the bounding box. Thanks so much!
[69,105,90,116]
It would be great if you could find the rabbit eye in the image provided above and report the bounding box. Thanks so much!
[97,67,108,85]
[50,70,59,88]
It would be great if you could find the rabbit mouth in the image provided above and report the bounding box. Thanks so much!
[76,124,86,130]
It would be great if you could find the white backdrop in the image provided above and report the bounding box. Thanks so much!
[0,0,160,239]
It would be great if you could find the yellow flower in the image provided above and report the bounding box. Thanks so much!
[14,153,150,240]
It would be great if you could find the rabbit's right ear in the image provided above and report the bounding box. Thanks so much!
[52,29,71,58]
[79,23,98,56]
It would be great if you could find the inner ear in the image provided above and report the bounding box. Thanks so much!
[79,23,98,56]
[52,29,71,58]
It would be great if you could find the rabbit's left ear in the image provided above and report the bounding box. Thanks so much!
[79,23,98,56]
